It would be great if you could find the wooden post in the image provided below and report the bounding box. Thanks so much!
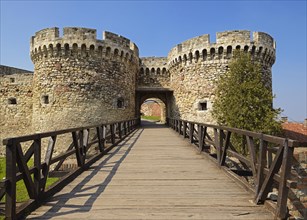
[198,124,204,152]
[179,120,182,135]
[214,128,220,163]
[96,126,105,153]
[255,134,268,203]
[34,139,42,196]
[217,129,225,165]
[189,123,194,143]
[6,142,17,220]
[183,122,187,138]
[118,122,122,139]
[123,122,127,136]
[276,139,293,219]
[72,131,82,167]
[110,124,115,144]
[246,136,257,179]
[220,131,231,166]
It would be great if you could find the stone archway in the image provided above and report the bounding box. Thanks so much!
[135,88,173,123]
[141,98,166,122]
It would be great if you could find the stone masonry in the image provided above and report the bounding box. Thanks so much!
[0,27,276,155]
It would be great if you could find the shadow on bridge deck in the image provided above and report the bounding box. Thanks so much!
[140,119,167,128]
[26,121,273,220]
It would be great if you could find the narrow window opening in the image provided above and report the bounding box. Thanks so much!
[42,95,49,104]
[8,98,17,105]
[10,78,15,83]
[199,101,207,111]
[210,48,215,60]
[117,98,124,109]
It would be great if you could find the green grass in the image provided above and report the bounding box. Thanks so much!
[141,115,161,121]
[0,157,59,203]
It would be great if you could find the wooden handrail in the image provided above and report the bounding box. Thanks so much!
[0,118,140,220]
[167,117,306,220]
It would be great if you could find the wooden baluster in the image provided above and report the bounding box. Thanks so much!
[5,141,17,220]
[276,139,294,219]
[183,122,187,138]
[179,120,182,135]
[198,124,204,152]
[214,128,219,163]
[42,136,57,190]
[246,136,257,179]
[255,134,267,202]
[123,122,127,136]
[189,123,194,143]
[118,122,122,139]
[16,143,36,199]
[220,131,231,166]
[216,129,223,165]
[72,131,82,167]
[110,124,115,144]
[33,138,42,195]
[96,126,105,153]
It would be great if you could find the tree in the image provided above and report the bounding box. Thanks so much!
[212,51,282,138]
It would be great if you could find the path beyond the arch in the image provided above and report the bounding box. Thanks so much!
[27,121,273,220]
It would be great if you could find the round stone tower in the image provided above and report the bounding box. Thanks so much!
[30,27,139,132]
[167,30,276,123]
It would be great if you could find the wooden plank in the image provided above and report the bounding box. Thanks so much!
[27,121,273,220]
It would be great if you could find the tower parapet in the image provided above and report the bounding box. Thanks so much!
[30,27,139,65]
[168,30,275,68]
[138,57,170,88]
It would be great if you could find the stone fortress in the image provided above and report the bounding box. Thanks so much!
[0,27,276,153]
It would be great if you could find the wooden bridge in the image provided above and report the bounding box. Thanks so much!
[0,118,305,219]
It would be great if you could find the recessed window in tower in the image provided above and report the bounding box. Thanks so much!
[210,48,215,60]
[117,98,124,109]
[10,78,15,83]
[199,101,207,111]
[8,98,17,105]
[42,95,49,104]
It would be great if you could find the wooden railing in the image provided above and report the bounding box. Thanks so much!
[0,118,139,219]
[167,118,306,220]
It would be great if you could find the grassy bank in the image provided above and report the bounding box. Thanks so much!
[0,157,58,203]
[141,115,161,121]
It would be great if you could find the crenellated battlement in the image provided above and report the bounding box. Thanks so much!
[30,27,139,64]
[168,30,276,68]
[140,57,168,75]
[138,57,170,88]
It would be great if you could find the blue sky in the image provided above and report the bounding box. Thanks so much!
[0,0,306,122]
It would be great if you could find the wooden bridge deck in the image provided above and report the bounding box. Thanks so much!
[27,121,273,219]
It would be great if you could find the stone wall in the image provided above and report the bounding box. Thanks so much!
[138,57,170,88]
[0,66,33,155]
[0,28,276,154]
[30,27,139,132]
[167,30,276,123]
